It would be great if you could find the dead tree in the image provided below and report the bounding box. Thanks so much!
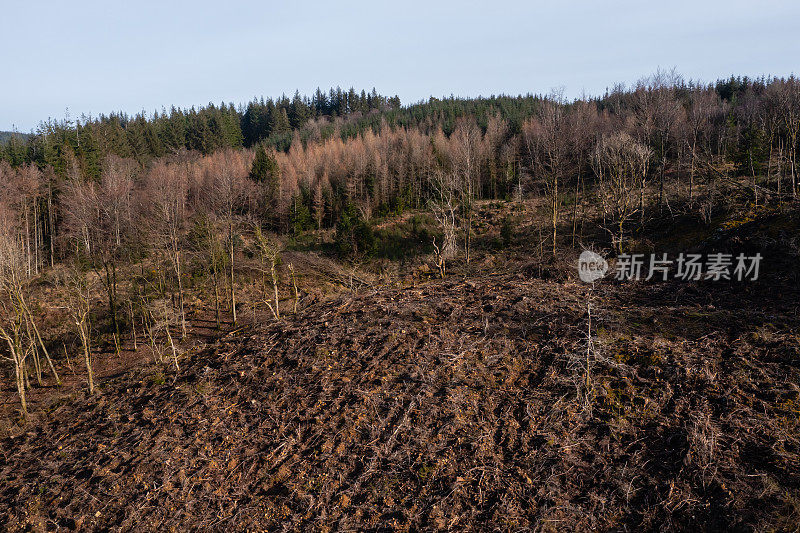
[0,229,29,416]
[776,78,800,197]
[288,263,299,314]
[683,89,717,204]
[0,300,28,418]
[194,215,224,329]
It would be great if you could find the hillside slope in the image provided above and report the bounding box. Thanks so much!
[2,266,799,531]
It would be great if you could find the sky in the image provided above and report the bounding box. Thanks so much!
[2,0,799,131]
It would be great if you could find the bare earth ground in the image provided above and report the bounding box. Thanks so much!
[1,264,800,531]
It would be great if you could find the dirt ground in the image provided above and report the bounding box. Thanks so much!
[1,260,799,531]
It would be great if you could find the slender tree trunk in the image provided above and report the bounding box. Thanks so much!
[778,139,784,200]
[20,295,60,386]
[78,317,94,395]
[271,258,280,319]
[163,300,179,371]
[289,264,299,314]
[229,220,236,325]
[208,229,221,330]
[572,158,582,247]
[791,139,797,197]
[465,206,472,266]
[689,136,697,204]
[552,174,558,257]
[173,247,187,339]
[25,204,31,277]
[33,201,39,275]
[27,318,42,386]
[1,327,27,418]
[103,261,121,356]
[129,300,137,350]
[48,182,54,268]
[639,173,646,226]
[16,351,28,417]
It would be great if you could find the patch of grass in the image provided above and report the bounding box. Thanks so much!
[416,462,436,482]
[149,371,166,386]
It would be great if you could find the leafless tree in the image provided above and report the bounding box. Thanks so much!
[592,133,653,253]
[58,266,95,394]
[449,119,484,265]
[427,168,459,277]
[253,225,282,320]
[0,197,60,403]
[202,149,253,325]
[0,228,31,417]
[683,89,718,204]
[63,154,138,355]
[523,96,568,257]
[144,160,189,338]
[634,69,684,210]
[775,77,800,197]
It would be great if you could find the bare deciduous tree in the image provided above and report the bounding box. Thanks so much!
[58,266,95,394]
[449,119,484,265]
[202,149,253,325]
[523,96,568,257]
[592,133,653,253]
[253,225,282,320]
[63,154,138,355]
[144,160,189,338]
[427,168,459,277]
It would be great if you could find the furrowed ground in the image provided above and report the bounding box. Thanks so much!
[1,201,800,531]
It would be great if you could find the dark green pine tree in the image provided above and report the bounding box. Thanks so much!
[3,132,29,166]
[249,143,272,182]
[161,107,187,152]
[242,100,268,147]
[249,143,281,225]
[347,87,358,114]
[143,113,165,158]
[104,115,133,158]
[222,103,243,148]
[77,123,101,180]
[271,107,291,135]
[313,88,328,116]
[126,115,150,163]
[289,91,311,129]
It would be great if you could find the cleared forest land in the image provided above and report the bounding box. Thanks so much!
[2,201,799,531]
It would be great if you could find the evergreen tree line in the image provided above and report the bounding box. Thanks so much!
[0,73,799,268]
[0,87,400,177]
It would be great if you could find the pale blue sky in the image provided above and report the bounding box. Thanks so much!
[2,0,799,131]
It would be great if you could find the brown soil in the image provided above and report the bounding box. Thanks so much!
[2,266,799,531]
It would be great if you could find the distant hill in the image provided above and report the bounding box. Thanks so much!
[0,131,30,145]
